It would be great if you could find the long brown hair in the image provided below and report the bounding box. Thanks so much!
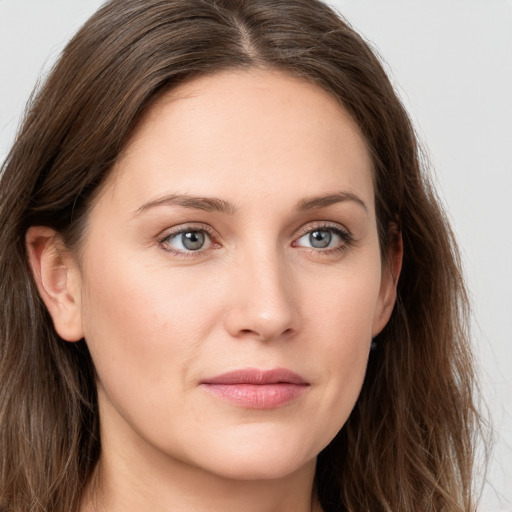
[0,0,484,510]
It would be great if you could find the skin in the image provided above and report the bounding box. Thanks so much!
[27,69,401,512]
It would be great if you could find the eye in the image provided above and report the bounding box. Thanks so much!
[293,226,351,252]
[160,229,212,254]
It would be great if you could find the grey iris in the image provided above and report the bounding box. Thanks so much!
[182,231,205,250]
[310,230,332,248]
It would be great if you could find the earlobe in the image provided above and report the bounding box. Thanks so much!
[25,226,84,342]
[372,228,403,337]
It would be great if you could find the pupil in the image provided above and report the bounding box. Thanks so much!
[310,230,331,249]
[182,231,205,250]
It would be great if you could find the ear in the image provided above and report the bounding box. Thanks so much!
[26,226,84,342]
[372,226,403,337]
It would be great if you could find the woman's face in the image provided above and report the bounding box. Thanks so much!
[65,70,398,480]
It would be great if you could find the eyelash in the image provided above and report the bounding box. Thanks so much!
[158,224,217,258]
[158,223,353,258]
[292,223,354,255]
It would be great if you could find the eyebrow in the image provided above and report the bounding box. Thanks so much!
[133,190,368,217]
[295,191,368,213]
[134,194,238,216]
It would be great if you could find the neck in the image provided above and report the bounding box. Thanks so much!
[82,454,322,512]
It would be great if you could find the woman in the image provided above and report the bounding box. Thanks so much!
[0,0,483,511]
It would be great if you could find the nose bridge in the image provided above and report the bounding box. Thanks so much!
[224,239,300,341]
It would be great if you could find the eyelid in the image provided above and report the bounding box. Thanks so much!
[294,221,352,239]
[291,222,354,251]
[157,223,219,256]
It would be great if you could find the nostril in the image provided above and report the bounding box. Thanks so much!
[237,327,295,341]
[239,328,275,339]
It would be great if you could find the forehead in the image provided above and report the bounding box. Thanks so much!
[101,69,375,216]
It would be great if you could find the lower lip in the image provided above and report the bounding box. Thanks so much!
[200,383,309,409]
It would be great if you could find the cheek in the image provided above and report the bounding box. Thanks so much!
[298,256,382,433]
[302,251,382,348]
[79,252,223,409]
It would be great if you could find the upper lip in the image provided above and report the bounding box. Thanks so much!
[200,368,309,385]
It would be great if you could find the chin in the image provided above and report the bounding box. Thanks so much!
[204,454,316,482]
[185,426,324,481]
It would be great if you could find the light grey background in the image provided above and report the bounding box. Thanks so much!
[1,1,511,510]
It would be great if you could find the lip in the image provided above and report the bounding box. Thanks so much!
[200,368,310,409]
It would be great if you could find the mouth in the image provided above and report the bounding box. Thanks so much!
[199,368,310,409]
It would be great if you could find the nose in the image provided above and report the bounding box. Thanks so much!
[223,249,301,342]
